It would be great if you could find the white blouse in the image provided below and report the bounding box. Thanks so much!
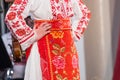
[5,0,91,50]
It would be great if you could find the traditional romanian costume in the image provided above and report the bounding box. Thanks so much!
[5,0,91,80]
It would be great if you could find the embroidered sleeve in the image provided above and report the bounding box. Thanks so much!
[5,0,36,50]
[71,0,91,41]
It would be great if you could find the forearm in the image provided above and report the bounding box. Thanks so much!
[5,0,36,50]
[71,0,91,41]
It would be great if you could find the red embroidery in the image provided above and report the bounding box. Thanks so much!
[50,0,74,19]
[19,6,25,11]
[15,29,26,36]
[14,0,22,4]
[55,0,59,3]
[64,0,68,2]
[50,0,91,40]
[12,21,20,28]
[52,56,65,69]
[74,0,91,39]
[72,55,78,68]
[87,12,91,19]
[5,0,33,44]
[7,12,16,20]
[34,19,80,80]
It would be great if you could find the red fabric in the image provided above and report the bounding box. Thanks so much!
[26,19,80,80]
[113,34,120,80]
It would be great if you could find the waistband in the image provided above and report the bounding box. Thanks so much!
[34,19,71,30]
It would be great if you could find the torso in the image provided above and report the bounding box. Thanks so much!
[24,0,74,20]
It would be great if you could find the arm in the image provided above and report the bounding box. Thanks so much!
[5,0,51,51]
[71,0,91,41]
[5,0,36,50]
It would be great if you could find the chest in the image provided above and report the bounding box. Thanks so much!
[30,0,73,19]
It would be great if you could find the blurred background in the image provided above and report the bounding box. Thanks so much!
[0,0,120,80]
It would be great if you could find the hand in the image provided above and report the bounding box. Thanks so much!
[33,22,51,41]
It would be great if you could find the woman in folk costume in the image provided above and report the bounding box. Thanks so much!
[5,0,91,79]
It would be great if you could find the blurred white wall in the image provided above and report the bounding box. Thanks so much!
[84,0,114,80]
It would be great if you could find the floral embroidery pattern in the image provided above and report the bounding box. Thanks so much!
[72,73,80,80]
[72,55,78,68]
[52,56,65,69]
[14,0,23,4]
[7,12,16,20]
[50,40,80,79]
[50,0,91,40]
[74,0,91,39]
[50,31,64,39]
[56,74,68,80]
[5,0,34,43]
[71,44,77,54]
[52,43,66,55]
[15,29,26,36]
[50,0,74,19]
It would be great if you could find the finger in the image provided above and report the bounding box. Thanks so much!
[43,23,51,28]
[39,23,51,30]
[45,30,51,34]
[44,25,51,30]
[40,22,50,27]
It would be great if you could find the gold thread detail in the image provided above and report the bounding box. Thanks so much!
[46,35,53,80]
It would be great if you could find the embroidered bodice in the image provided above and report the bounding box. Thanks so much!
[5,0,91,50]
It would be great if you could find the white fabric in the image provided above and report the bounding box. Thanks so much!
[5,0,90,80]
[20,0,85,49]
[24,42,42,80]
[23,0,53,20]
[20,34,36,51]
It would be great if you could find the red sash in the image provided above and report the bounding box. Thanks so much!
[26,19,80,80]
